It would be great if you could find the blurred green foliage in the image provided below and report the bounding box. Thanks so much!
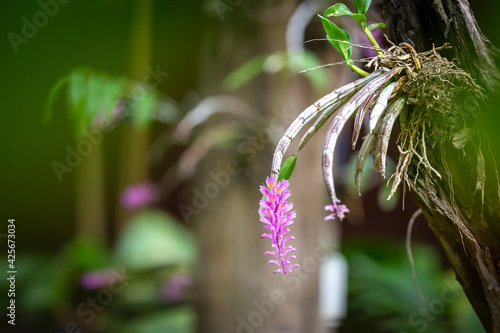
[223,50,329,93]
[0,210,197,332]
[118,306,195,333]
[114,210,197,270]
[44,67,159,137]
[345,152,400,212]
[341,239,484,333]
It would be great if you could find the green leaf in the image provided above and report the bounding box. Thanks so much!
[223,54,268,91]
[352,14,367,26]
[43,74,70,124]
[63,237,110,270]
[368,22,386,31]
[87,73,124,121]
[354,0,372,14]
[114,210,197,270]
[343,29,353,59]
[288,50,329,93]
[318,14,351,61]
[130,88,157,128]
[67,69,90,136]
[67,69,129,136]
[325,3,353,17]
[364,0,373,13]
[354,0,363,13]
[120,306,195,333]
[278,155,297,181]
[44,67,161,138]
[325,3,366,27]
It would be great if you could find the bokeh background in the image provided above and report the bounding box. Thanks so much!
[1,0,499,332]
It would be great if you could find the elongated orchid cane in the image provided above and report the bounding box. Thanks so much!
[322,68,400,220]
[369,82,397,132]
[296,69,388,152]
[375,96,407,177]
[354,95,406,193]
[352,87,380,149]
[270,71,384,179]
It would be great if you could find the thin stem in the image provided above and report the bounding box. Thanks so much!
[348,62,370,76]
[406,209,426,305]
[363,26,383,56]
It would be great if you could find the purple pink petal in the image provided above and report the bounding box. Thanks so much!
[324,200,350,221]
[119,182,159,210]
[259,176,299,274]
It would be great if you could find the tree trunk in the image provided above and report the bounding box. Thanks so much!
[116,0,152,231]
[194,2,331,332]
[382,0,500,331]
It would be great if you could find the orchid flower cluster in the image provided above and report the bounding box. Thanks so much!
[259,0,447,274]
[259,176,299,274]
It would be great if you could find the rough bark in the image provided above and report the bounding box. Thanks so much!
[383,0,500,331]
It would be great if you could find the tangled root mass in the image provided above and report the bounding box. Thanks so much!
[378,44,485,198]
[402,52,484,135]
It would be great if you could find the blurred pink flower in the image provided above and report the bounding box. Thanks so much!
[80,269,121,290]
[119,182,159,210]
[161,273,192,301]
[91,98,126,130]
